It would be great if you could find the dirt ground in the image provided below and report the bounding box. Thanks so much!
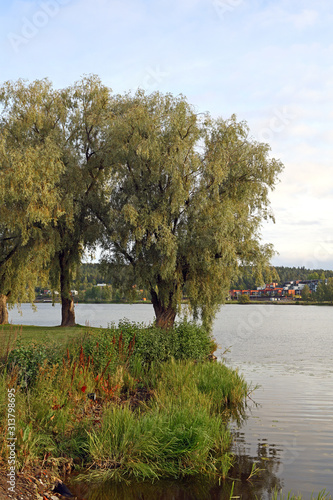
[0,467,76,500]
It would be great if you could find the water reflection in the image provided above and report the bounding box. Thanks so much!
[70,477,232,500]
[69,444,283,500]
[230,431,283,499]
[68,396,285,499]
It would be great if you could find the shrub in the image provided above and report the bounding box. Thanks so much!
[5,320,215,390]
[96,319,213,367]
[237,295,250,304]
[62,320,214,383]
[7,341,62,388]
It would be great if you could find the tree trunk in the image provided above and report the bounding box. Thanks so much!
[151,290,176,329]
[59,252,76,327]
[0,294,9,325]
[61,295,75,327]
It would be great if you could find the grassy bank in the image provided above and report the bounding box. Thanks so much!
[0,323,94,346]
[0,321,249,484]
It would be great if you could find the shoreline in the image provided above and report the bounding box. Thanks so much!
[0,322,247,497]
[31,299,333,306]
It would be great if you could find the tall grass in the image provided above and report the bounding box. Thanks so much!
[0,320,248,482]
[83,360,236,482]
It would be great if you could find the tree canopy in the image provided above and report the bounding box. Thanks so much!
[1,79,284,329]
[315,278,333,303]
[0,76,113,325]
[0,80,65,323]
[100,91,284,329]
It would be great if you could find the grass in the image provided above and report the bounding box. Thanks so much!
[0,320,248,483]
[0,323,96,346]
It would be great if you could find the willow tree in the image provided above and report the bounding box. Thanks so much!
[101,91,284,329]
[0,111,64,323]
[0,76,113,326]
[47,75,114,326]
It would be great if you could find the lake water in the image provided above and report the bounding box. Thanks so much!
[7,303,333,498]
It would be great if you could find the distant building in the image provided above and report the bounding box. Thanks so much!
[229,278,324,300]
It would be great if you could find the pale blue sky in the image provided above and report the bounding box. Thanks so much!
[1,0,332,269]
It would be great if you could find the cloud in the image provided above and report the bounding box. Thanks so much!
[285,220,319,226]
[0,0,332,268]
[254,4,319,30]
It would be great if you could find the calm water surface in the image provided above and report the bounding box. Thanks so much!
[7,303,333,498]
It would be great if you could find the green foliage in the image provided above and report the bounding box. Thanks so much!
[0,76,115,325]
[192,361,248,412]
[78,263,110,286]
[155,359,248,417]
[301,284,311,301]
[81,358,246,482]
[99,91,283,329]
[7,341,62,388]
[308,272,320,280]
[273,267,333,283]
[5,321,214,390]
[78,320,213,373]
[85,388,232,482]
[83,285,113,302]
[1,77,285,330]
[314,278,333,303]
[237,294,251,304]
[0,79,65,319]
[168,320,215,361]
[0,322,248,481]
[231,265,280,290]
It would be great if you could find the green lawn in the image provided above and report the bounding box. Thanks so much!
[0,323,99,348]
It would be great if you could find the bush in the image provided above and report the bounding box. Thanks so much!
[5,320,214,390]
[107,319,213,365]
[67,319,214,380]
[237,295,250,304]
[7,341,62,388]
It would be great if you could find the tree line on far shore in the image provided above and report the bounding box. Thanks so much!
[33,263,333,304]
[231,266,333,290]
[1,76,284,328]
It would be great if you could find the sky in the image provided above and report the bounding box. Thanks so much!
[1,0,332,270]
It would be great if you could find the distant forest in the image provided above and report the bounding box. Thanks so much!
[75,263,333,291]
[231,266,333,291]
[35,263,333,303]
